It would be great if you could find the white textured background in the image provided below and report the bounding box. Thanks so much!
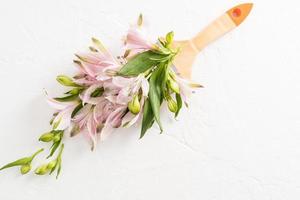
[1,0,300,199]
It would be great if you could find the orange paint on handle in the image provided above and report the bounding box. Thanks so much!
[233,8,242,17]
[227,3,253,26]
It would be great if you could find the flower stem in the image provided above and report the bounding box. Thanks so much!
[30,148,44,160]
[58,144,64,158]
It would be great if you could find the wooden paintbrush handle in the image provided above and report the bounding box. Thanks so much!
[191,13,236,52]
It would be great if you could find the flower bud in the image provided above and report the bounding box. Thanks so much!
[168,79,180,94]
[20,164,31,174]
[53,134,61,143]
[166,31,174,45]
[47,160,57,170]
[39,132,54,142]
[167,97,178,113]
[67,88,81,95]
[128,95,140,115]
[56,75,78,87]
[35,165,48,175]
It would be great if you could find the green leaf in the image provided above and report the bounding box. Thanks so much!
[149,64,167,132]
[149,55,171,62]
[175,93,182,117]
[154,43,172,55]
[118,51,167,76]
[54,94,78,102]
[0,157,31,171]
[140,99,155,138]
[160,65,169,95]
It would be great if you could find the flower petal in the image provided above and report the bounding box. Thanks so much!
[53,105,77,130]
[140,77,149,97]
[72,104,93,122]
[80,82,103,105]
[100,106,126,140]
[46,97,75,110]
[112,76,134,88]
[86,114,98,147]
[121,111,141,128]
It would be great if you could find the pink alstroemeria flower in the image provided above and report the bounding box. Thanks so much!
[72,104,99,148]
[124,25,154,57]
[98,103,127,140]
[72,99,127,147]
[111,74,149,104]
[110,74,149,127]
[173,73,203,105]
[80,82,103,105]
[47,98,79,131]
[73,73,99,86]
[75,51,120,81]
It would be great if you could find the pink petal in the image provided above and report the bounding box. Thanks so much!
[125,27,153,50]
[74,77,98,86]
[80,62,102,77]
[100,106,126,140]
[53,105,77,130]
[175,76,193,103]
[46,97,76,110]
[72,104,93,122]
[99,125,114,141]
[121,111,141,128]
[112,76,134,88]
[80,82,103,105]
[105,95,118,104]
[93,98,107,123]
[86,114,98,147]
[76,52,119,79]
[141,77,149,97]
[116,91,131,105]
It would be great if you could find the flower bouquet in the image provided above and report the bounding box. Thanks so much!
[0,15,201,178]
